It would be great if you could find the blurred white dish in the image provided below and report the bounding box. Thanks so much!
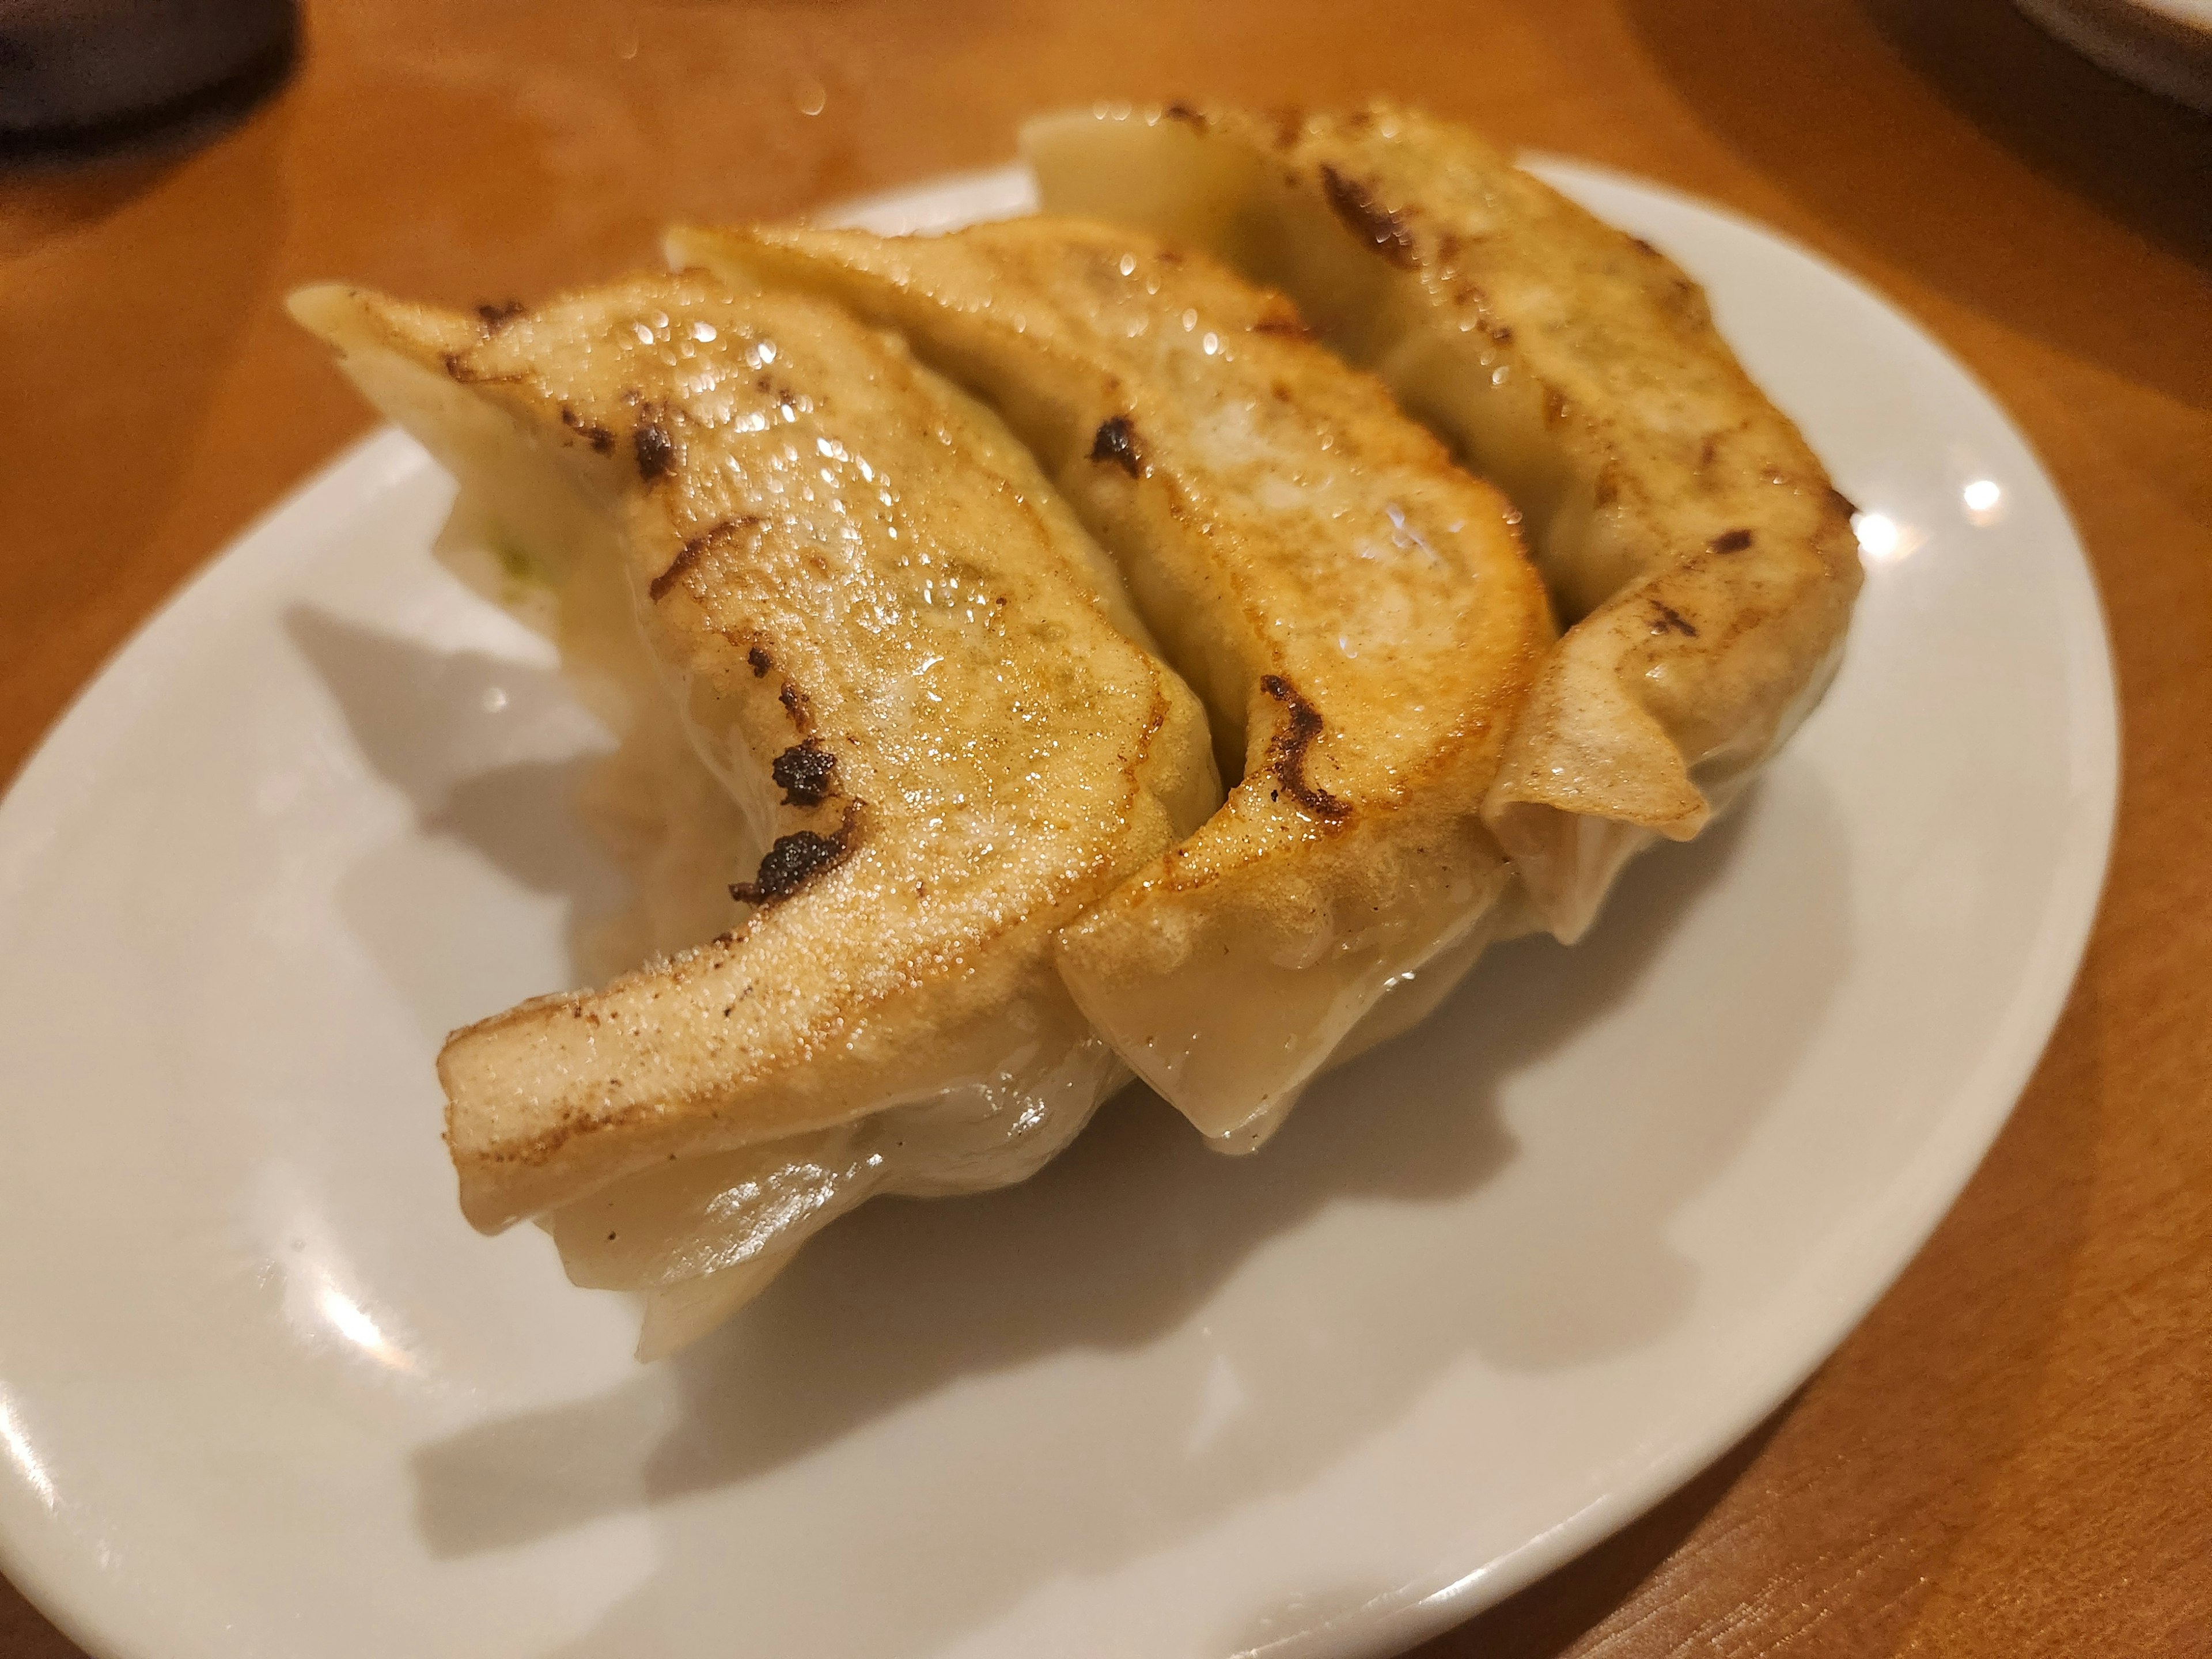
[0,160,2115,1659]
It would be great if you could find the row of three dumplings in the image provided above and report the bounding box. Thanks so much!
[293,219,1545,1351]
[292,102,1855,1355]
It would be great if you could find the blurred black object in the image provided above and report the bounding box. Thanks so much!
[0,0,296,156]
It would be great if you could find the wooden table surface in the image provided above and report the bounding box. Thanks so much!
[2,0,2207,1653]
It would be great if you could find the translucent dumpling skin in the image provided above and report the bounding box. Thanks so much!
[291,275,1217,1353]
[1025,101,1863,941]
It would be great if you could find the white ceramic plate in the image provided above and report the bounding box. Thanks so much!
[0,161,2115,1659]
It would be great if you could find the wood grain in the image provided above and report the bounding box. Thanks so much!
[1,0,2206,1653]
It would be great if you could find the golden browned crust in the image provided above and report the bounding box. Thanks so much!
[1025,101,1863,940]
[290,274,1217,1228]
[673,218,1553,1139]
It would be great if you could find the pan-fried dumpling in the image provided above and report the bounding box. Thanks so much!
[290,274,1218,1354]
[1025,102,1862,941]
[672,218,1553,1147]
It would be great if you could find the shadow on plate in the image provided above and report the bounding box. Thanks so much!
[1620,0,2212,409]
[388,763,1850,1659]
[282,590,1855,1656]
[283,607,632,1039]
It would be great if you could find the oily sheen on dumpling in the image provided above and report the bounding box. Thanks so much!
[290,275,1217,1355]
[1025,101,1862,941]
[673,217,1554,1147]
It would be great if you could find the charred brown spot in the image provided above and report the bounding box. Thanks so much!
[1259,673,1350,820]
[1487,322,1514,344]
[771,738,837,807]
[730,805,859,906]
[476,299,527,330]
[1253,309,1312,340]
[1652,603,1699,637]
[1630,236,1660,256]
[559,405,614,454]
[732,831,844,905]
[647,543,698,601]
[1090,415,1141,476]
[1827,486,1861,518]
[1698,435,1719,471]
[1709,527,1755,554]
[635,422,676,482]
[650,517,755,602]
[1592,467,1619,508]
[778,680,813,732]
[747,646,773,677]
[1162,101,1205,126]
[438,351,524,386]
[1320,165,1416,268]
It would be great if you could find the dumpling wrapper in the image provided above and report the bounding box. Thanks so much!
[1026,101,1862,941]
[290,275,1217,1354]
[673,218,1553,1147]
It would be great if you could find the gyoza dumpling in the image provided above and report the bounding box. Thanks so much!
[1025,102,1862,941]
[290,274,1218,1355]
[671,218,1554,1147]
